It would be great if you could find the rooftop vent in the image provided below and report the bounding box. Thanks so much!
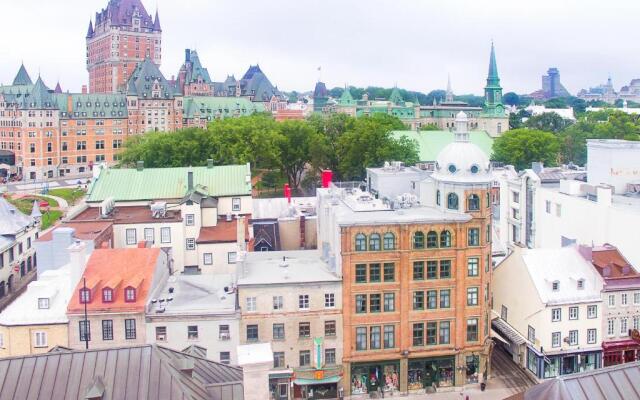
[150,202,167,218]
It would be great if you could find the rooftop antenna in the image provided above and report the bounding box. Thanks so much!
[317,66,322,82]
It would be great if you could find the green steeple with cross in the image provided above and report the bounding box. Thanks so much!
[483,42,504,116]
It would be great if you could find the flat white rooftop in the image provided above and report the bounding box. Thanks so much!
[238,250,340,286]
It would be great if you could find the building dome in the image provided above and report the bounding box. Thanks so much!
[431,112,492,184]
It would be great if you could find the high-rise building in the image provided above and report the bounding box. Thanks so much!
[86,0,162,94]
[530,67,570,100]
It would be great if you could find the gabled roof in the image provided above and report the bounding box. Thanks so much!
[12,64,32,86]
[0,344,243,400]
[87,164,252,202]
[126,57,175,99]
[0,197,34,236]
[239,65,281,101]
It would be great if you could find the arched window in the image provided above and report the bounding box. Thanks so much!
[467,194,480,211]
[369,233,381,251]
[440,230,452,248]
[124,287,137,302]
[413,231,425,249]
[436,190,441,206]
[355,234,367,251]
[447,193,459,210]
[383,233,395,250]
[426,231,438,248]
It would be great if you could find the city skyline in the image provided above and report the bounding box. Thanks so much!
[1,0,639,96]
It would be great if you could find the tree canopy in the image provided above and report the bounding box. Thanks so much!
[492,129,560,170]
[120,113,418,193]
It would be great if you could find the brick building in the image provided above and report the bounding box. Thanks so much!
[86,0,162,94]
[317,111,494,395]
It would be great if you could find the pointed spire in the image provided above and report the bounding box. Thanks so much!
[153,9,161,31]
[389,86,403,105]
[13,63,32,86]
[30,200,42,221]
[54,82,62,93]
[445,74,454,103]
[86,19,94,38]
[487,41,500,84]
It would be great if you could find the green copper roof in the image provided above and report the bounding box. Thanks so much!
[486,42,501,88]
[53,93,128,118]
[338,87,355,105]
[185,50,212,85]
[87,164,252,202]
[126,57,176,98]
[392,130,494,162]
[13,64,32,86]
[389,87,404,105]
[182,96,264,119]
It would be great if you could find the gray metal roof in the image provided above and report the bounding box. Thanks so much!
[0,197,34,236]
[491,316,530,346]
[0,344,243,400]
[513,361,640,400]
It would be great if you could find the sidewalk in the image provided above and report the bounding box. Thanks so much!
[346,379,518,400]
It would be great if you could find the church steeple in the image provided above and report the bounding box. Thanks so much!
[445,74,454,103]
[483,42,504,115]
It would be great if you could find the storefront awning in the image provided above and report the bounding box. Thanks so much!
[491,317,530,346]
[293,376,341,386]
[603,339,640,351]
[269,371,293,379]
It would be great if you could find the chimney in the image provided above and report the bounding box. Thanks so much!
[237,216,246,250]
[52,227,76,269]
[187,169,194,191]
[68,240,88,289]
[321,170,333,188]
[136,160,144,171]
[207,159,214,169]
[81,85,87,94]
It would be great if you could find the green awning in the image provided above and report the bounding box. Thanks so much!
[269,372,293,379]
[293,376,341,385]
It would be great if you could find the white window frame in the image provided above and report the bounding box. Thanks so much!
[160,227,171,243]
[609,294,615,307]
[232,197,241,212]
[203,253,213,265]
[608,318,615,336]
[186,238,196,250]
[551,308,561,322]
[568,330,578,345]
[299,294,310,310]
[587,305,597,319]
[324,293,335,308]
[621,317,628,334]
[34,331,47,348]
[587,329,597,344]
[273,296,283,310]
[144,228,154,243]
[551,332,560,348]
[622,293,628,306]
[246,297,256,312]
[569,306,578,320]
[634,292,640,305]
[228,252,237,264]
[186,214,195,226]
[125,228,137,245]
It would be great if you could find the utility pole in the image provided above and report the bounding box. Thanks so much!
[83,277,89,349]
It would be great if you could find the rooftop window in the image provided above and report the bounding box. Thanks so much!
[37,298,49,309]
[124,287,136,303]
[552,281,560,291]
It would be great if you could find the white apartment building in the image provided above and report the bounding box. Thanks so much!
[492,246,604,379]
[0,197,40,308]
[237,250,343,400]
[497,140,640,268]
[145,274,240,365]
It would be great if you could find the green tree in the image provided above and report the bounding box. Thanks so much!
[509,113,523,129]
[525,112,573,133]
[503,92,520,106]
[492,129,560,170]
[544,98,568,109]
[276,120,319,191]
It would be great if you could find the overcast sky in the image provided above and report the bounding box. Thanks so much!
[1,0,638,96]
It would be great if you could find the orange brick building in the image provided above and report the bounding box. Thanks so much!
[317,112,494,395]
[86,0,162,94]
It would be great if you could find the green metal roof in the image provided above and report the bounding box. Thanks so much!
[87,164,252,202]
[13,64,32,86]
[182,96,264,119]
[53,93,128,118]
[392,130,494,161]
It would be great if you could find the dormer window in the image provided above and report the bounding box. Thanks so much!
[124,287,137,302]
[577,279,585,290]
[37,298,49,309]
[552,281,560,291]
[102,288,113,302]
[79,288,91,304]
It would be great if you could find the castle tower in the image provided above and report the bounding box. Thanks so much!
[86,0,162,93]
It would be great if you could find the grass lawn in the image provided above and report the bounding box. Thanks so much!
[48,188,86,205]
[6,195,63,230]
[41,210,62,230]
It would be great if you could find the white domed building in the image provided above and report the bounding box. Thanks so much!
[421,111,493,214]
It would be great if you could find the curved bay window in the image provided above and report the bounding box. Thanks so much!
[369,233,381,251]
[413,231,425,249]
[383,233,395,250]
[426,231,438,248]
[467,194,480,211]
[355,234,367,251]
[440,230,452,248]
[447,193,459,210]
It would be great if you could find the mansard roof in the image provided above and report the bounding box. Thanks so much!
[126,57,176,99]
[95,0,157,31]
[184,50,212,85]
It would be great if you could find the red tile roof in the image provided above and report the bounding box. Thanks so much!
[67,248,162,314]
[590,244,640,280]
[196,217,250,244]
